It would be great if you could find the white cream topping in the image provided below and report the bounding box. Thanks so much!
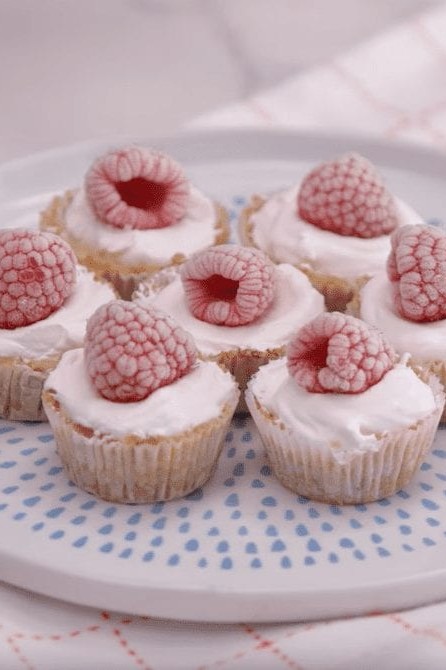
[249,185,421,279]
[248,358,437,464]
[138,264,325,356]
[45,349,239,438]
[0,268,115,360]
[360,272,446,362]
[65,186,219,265]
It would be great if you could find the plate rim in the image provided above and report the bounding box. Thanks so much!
[2,126,446,177]
[3,532,446,622]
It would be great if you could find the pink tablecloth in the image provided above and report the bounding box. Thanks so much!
[3,5,446,669]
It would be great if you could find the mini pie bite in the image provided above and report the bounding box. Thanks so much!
[133,244,326,408]
[0,229,115,421]
[239,152,421,311]
[42,300,240,503]
[355,224,446,421]
[40,145,230,299]
[246,312,444,504]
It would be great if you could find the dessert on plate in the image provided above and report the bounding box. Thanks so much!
[42,300,240,503]
[239,152,420,311]
[40,145,230,299]
[355,223,446,420]
[246,312,444,504]
[133,244,326,407]
[0,229,115,421]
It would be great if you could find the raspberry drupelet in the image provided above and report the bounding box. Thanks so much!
[85,300,197,402]
[0,229,76,329]
[287,312,396,394]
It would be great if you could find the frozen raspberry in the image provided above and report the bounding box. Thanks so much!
[297,153,399,238]
[387,224,446,322]
[180,245,276,327]
[287,312,396,394]
[0,229,76,329]
[85,146,190,230]
[85,301,197,402]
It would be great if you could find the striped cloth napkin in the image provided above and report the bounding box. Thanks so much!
[3,4,446,669]
[193,4,446,150]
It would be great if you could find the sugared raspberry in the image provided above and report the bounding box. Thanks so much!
[387,224,446,322]
[85,301,197,402]
[0,229,76,329]
[85,146,190,230]
[180,245,276,327]
[297,153,399,238]
[287,312,396,394]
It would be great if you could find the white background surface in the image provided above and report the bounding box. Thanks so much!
[0,0,441,161]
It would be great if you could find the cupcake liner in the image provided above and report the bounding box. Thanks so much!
[0,356,60,422]
[41,191,230,299]
[246,371,444,505]
[239,195,370,312]
[42,389,239,503]
[409,359,446,423]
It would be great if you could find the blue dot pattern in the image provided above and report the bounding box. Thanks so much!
[2,409,446,577]
[1,196,446,583]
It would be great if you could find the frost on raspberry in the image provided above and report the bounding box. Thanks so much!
[0,229,77,329]
[180,245,276,327]
[85,146,190,230]
[85,300,197,402]
[297,153,399,238]
[287,312,396,394]
[387,224,446,322]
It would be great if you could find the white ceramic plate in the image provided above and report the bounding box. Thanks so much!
[1,129,446,624]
